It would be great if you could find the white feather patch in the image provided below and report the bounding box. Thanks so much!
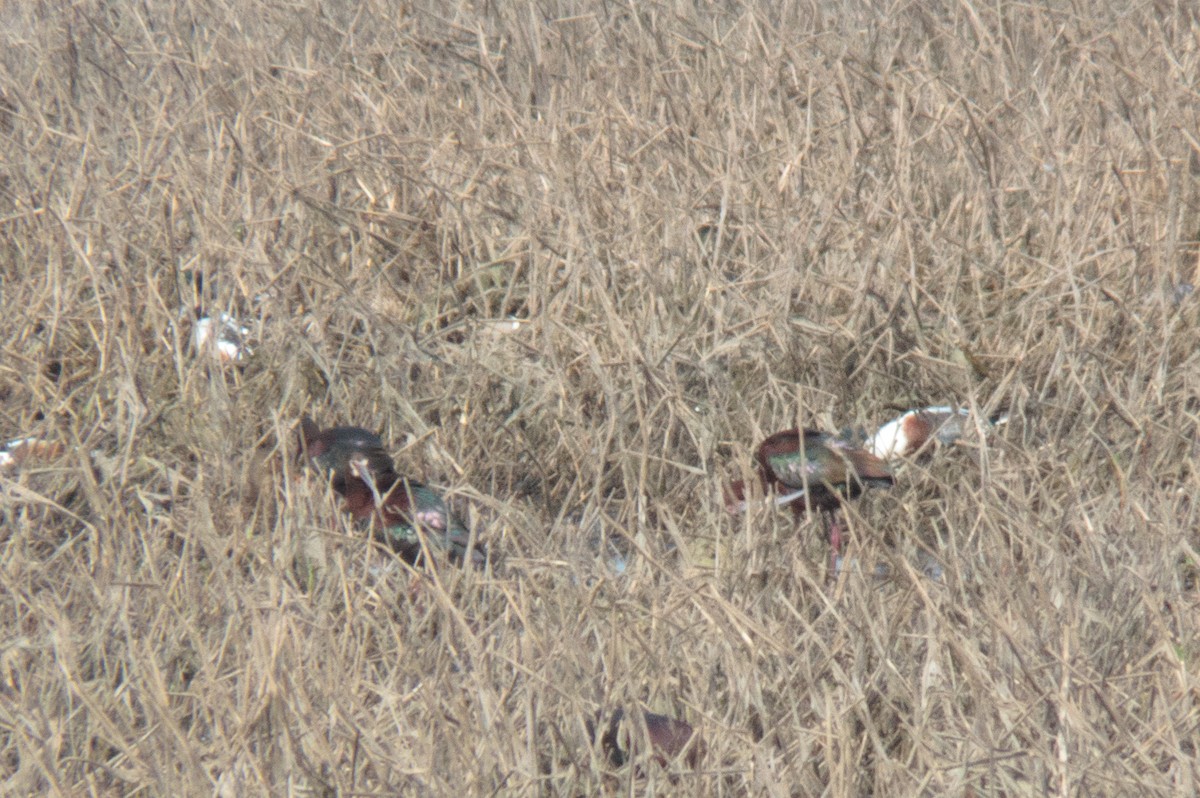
[193,313,252,362]
[868,407,971,459]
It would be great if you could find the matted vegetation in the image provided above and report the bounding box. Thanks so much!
[2,1,1199,794]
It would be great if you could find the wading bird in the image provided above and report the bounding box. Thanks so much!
[298,418,394,492]
[588,708,704,769]
[727,429,894,572]
[298,417,485,567]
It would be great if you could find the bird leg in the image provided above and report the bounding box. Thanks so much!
[824,511,843,576]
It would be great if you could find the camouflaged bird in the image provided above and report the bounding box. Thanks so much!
[298,417,485,567]
[299,417,395,495]
[339,472,485,567]
[588,708,704,770]
[727,429,894,572]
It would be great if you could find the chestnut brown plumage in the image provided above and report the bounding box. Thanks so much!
[587,709,704,769]
[298,417,485,567]
[756,429,894,512]
[867,405,1008,460]
[728,429,894,572]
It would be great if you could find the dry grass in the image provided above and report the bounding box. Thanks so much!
[2,1,1200,795]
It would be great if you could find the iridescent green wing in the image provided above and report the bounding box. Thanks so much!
[763,435,847,490]
[382,481,484,566]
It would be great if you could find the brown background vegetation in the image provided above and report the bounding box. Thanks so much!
[2,0,1199,794]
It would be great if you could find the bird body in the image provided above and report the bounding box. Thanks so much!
[727,408,1007,574]
[588,709,704,769]
[298,417,484,567]
[340,471,484,567]
[728,428,894,573]
[756,429,894,514]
